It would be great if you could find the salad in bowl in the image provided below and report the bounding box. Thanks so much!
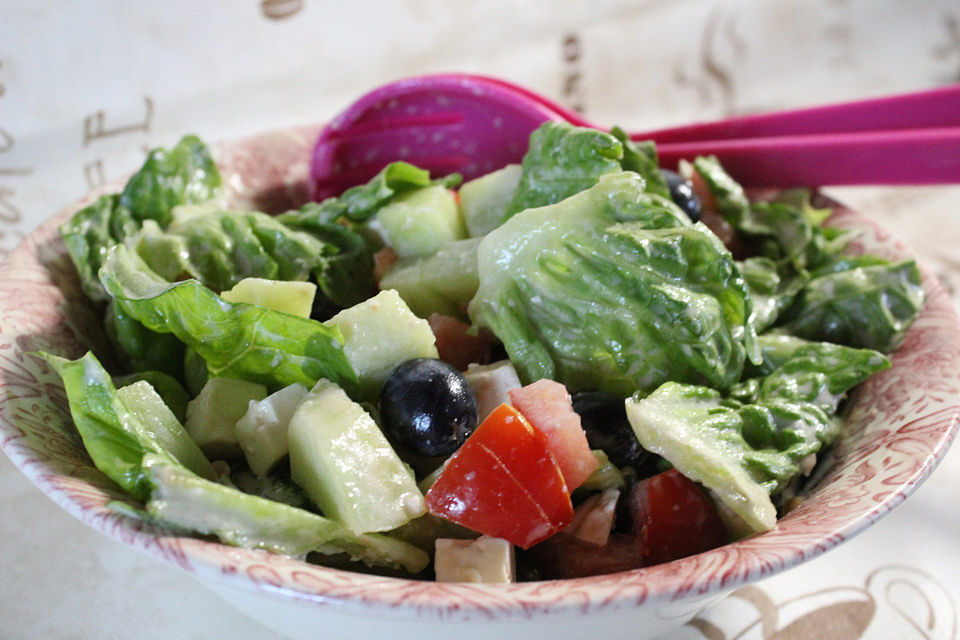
[1,116,955,640]
[44,120,925,581]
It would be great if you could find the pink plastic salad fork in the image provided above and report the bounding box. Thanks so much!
[310,74,960,200]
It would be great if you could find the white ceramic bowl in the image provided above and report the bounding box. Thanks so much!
[1,125,958,640]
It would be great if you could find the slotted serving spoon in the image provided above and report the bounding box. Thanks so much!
[310,74,960,199]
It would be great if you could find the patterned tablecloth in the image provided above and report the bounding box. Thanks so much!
[1,2,959,638]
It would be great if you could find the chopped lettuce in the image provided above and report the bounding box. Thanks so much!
[60,136,223,302]
[626,382,778,534]
[120,135,222,226]
[611,126,671,199]
[782,259,925,352]
[41,351,178,501]
[99,245,358,394]
[470,171,758,396]
[505,122,624,218]
[692,155,750,226]
[41,351,427,572]
[105,298,186,378]
[626,338,888,534]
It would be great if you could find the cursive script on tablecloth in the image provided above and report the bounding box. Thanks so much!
[0,57,32,257]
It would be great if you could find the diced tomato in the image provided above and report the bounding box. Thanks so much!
[373,247,399,285]
[509,380,598,490]
[627,468,727,566]
[427,313,493,371]
[425,403,574,549]
[687,167,751,259]
[527,469,727,578]
[526,532,646,580]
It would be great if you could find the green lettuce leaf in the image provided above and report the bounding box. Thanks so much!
[691,155,750,226]
[470,171,757,396]
[41,351,426,572]
[781,259,925,352]
[625,338,887,534]
[40,352,180,501]
[105,300,186,379]
[119,135,222,227]
[277,202,377,309]
[99,245,358,393]
[60,136,223,302]
[505,122,624,217]
[611,127,670,198]
[305,161,460,224]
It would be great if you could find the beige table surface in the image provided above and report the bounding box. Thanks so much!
[2,2,959,638]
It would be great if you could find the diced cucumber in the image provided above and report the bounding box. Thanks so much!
[378,237,481,319]
[235,383,309,476]
[459,164,521,237]
[113,370,190,423]
[288,379,425,534]
[117,380,215,480]
[143,455,429,573]
[324,289,438,400]
[369,185,466,257]
[185,377,268,459]
[220,277,316,318]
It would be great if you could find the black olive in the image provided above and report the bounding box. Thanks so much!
[660,168,702,222]
[379,358,478,457]
[572,391,656,474]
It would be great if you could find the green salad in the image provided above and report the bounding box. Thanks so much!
[46,122,925,581]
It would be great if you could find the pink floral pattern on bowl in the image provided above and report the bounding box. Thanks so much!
[1,126,958,639]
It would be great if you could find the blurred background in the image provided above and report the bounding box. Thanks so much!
[1,1,959,638]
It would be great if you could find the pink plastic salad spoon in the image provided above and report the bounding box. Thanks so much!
[310,74,960,199]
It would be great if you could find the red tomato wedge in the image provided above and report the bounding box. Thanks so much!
[425,403,574,549]
[509,379,598,490]
[628,468,728,566]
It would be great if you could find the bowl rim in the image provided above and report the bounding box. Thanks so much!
[1,125,958,623]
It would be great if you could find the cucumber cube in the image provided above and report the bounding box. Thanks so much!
[370,185,466,257]
[288,379,425,534]
[117,380,215,480]
[378,237,481,319]
[220,277,317,318]
[185,377,268,460]
[324,289,438,400]
[459,164,521,237]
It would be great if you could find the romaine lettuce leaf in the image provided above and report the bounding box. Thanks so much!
[470,171,757,396]
[611,127,670,199]
[60,137,223,302]
[504,122,624,217]
[41,351,427,572]
[626,382,778,534]
[40,352,181,501]
[626,337,887,534]
[691,155,750,226]
[99,245,358,394]
[301,161,461,224]
[276,202,377,309]
[781,259,925,352]
[105,299,186,379]
[119,135,222,227]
